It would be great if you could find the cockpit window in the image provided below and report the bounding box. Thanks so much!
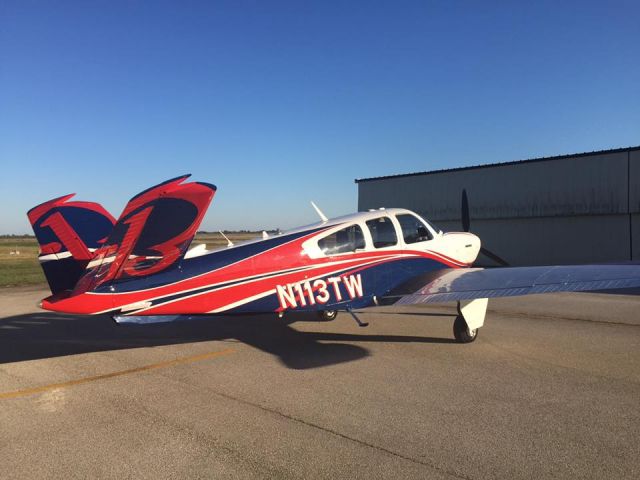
[365,217,397,248]
[317,224,365,255]
[424,219,442,234]
[396,214,433,243]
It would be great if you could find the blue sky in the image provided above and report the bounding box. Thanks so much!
[1,0,639,234]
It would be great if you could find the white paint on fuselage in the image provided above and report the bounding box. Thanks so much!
[183,208,480,267]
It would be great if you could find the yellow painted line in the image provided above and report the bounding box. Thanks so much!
[0,348,235,400]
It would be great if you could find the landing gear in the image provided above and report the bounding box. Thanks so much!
[453,315,478,343]
[317,310,338,322]
[453,298,488,344]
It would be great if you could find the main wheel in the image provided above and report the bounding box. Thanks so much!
[317,310,338,321]
[453,315,478,343]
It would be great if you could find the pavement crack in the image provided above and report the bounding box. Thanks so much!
[482,338,640,385]
[488,309,640,327]
[173,375,474,480]
[109,392,297,479]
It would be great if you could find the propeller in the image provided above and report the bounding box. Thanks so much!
[461,188,509,267]
[461,189,471,233]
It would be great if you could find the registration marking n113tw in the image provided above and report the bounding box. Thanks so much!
[276,274,364,310]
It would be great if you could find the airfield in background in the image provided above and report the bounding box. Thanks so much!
[0,232,264,288]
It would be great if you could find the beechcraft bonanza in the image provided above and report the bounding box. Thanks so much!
[28,175,640,343]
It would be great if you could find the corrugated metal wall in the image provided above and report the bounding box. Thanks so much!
[357,147,639,266]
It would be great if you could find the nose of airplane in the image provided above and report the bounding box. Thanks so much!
[469,233,481,263]
[457,233,481,266]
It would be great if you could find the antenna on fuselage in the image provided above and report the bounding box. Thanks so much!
[219,231,234,247]
[310,201,328,222]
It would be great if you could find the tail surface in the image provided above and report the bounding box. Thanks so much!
[27,194,116,294]
[73,175,216,294]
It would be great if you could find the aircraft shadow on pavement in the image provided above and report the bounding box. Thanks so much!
[0,311,455,369]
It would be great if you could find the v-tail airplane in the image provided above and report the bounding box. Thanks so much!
[28,175,640,343]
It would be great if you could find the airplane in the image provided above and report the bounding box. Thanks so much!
[27,175,640,344]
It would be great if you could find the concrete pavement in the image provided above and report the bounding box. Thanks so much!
[1,286,638,479]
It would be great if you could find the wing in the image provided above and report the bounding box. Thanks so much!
[382,264,640,305]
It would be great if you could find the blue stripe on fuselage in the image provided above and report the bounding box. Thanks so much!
[100,227,327,294]
[218,256,451,314]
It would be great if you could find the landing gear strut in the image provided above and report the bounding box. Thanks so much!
[453,298,488,343]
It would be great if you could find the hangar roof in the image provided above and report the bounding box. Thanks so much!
[354,145,640,183]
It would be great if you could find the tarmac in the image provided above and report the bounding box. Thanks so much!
[0,286,639,479]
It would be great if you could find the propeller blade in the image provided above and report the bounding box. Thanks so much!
[480,246,509,267]
[461,187,508,266]
[461,189,470,232]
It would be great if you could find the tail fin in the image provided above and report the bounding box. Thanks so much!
[27,194,116,294]
[74,175,216,293]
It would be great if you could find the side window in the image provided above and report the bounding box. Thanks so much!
[317,224,365,255]
[396,214,433,244]
[365,217,397,248]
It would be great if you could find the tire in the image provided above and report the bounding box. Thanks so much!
[453,315,478,343]
[317,310,338,322]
